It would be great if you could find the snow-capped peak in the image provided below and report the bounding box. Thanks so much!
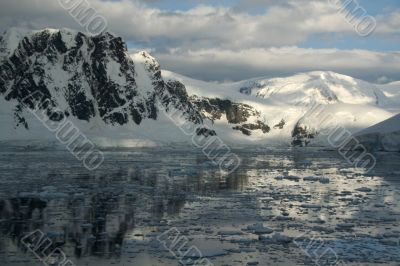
[237,71,389,107]
[0,27,210,145]
[132,51,161,74]
[0,28,122,58]
[0,27,32,57]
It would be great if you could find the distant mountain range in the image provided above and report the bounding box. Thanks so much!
[0,28,399,148]
[163,70,399,147]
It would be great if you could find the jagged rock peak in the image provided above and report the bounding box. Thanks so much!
[0,28,205,136]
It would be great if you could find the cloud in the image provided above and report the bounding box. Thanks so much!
[1,0,399,49]
[0,0,399,82]
[151,47,400,82]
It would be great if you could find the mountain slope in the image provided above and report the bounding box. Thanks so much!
[0,28,213,146]
[355,113,400,152]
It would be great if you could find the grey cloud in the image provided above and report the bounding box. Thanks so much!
[1,0,399,49]
[151,48,400,82]
[0,0,399,82]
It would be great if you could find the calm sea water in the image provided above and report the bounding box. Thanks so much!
[0,147,399,266]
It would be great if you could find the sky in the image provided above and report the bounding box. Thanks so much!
[0,0,399,83]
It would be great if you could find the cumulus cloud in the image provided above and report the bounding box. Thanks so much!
[0,0,399,82]
[1,0,399,48]
[152,47,400,82]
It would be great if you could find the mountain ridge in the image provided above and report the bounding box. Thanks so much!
[0,28,214,146]
[0,28,399,147]
[163,69,398,146]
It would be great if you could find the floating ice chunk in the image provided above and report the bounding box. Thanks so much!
[217,230,243,236]
[355,187,372,192]
[260,232,293,244]
[300,204,322,209]
[336,223,355,230]
[246,223,274,234]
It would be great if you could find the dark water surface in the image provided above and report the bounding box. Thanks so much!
[0,147,399,265]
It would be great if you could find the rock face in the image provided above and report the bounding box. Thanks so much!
[291,122,317,147]
[189,96,270,136]
[0,28,210,140]
[190,97,258,124]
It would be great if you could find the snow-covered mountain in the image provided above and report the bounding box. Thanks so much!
[0,28,398,147]
[0,28,214,146]
[238,71,390,106]
[355,113,400,152]
[163,70,398,146]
